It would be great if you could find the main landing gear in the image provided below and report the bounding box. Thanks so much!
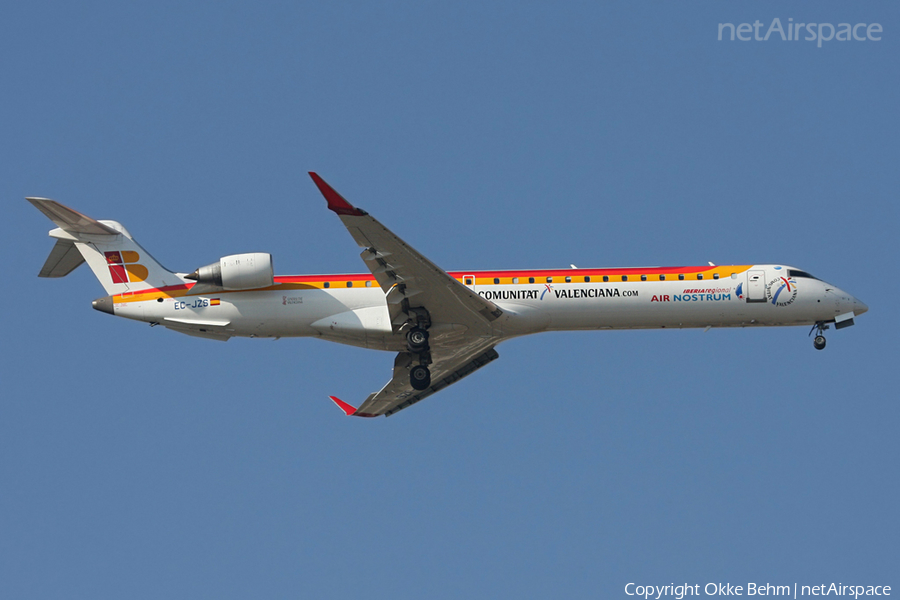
[810,322,829,350]
[405,309,432,391]
[406,327,429,353]
[410,364,431,390]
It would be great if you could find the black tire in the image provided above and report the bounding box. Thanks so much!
[410,365,431,390]
[814,335,826,350]
[406,327,429,353]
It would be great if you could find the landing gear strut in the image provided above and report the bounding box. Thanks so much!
[404,308,432,390]
[810,322,829,350]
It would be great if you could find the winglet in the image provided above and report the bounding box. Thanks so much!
[329,396,359,416]
[309,173,366,217]
[328,396,379,418]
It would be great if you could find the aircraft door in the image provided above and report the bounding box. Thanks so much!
[747,270,767,303]
[463,274,475,290]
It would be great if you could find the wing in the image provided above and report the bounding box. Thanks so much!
[331,341,499,417]
[309,173,504,417]
[309,173,503,336]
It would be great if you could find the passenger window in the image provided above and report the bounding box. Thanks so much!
[584,276,590,282]
[494,278,500,284]
[366,280,372,287]
[731,273,737,279]
[697,274,703,280]
[565,276,571,283]
[603,276,609,282]
[659,274,666,281]
[546,277,553,283]
[529,277,535,284]
[713,273,719,280]
[622,276,628,282]
[324,281,330,288]
[513,277,519,284]
[640,275,647,281]
[347,281,353,287]
[678,274,684,280]
[465,278,473,285]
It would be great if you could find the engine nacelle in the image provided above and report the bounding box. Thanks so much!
[186,252,274,290]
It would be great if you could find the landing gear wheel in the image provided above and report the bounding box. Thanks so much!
[406,327,429,353]
[410,365,431,390]
[809,322,829,351]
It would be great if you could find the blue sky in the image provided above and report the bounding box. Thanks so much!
[1,1,897,598]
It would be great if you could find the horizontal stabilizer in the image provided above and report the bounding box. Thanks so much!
[29,197,183,295]
[27,198,119,235]
[39,239,85,278]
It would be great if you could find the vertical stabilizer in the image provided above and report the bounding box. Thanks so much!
[29,198,185,295]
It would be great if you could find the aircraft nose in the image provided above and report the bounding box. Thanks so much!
[853,297,868,316]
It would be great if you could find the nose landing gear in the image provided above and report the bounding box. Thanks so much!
[810,322,829,350]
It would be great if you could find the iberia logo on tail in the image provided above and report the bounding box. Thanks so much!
[104,251,148,284]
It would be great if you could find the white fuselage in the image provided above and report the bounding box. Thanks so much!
[109,264,866,350]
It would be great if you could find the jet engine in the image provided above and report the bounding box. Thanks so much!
[186,252,274,290]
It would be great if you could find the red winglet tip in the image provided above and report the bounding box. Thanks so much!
[328,396,358,416]
[308,173,364,217]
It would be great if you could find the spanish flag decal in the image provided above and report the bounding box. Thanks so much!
[210,298,221,306]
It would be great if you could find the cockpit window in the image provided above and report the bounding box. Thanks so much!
[788,270,819,280]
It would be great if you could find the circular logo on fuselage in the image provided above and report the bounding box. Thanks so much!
[766,276,798,306]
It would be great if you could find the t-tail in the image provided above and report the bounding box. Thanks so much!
[29,198,185,300]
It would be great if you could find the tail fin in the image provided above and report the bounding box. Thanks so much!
[29,198,185,295]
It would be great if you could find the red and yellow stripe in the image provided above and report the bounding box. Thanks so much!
[112,265,754,304]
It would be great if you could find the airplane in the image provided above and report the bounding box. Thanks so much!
[29,173,868,417]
